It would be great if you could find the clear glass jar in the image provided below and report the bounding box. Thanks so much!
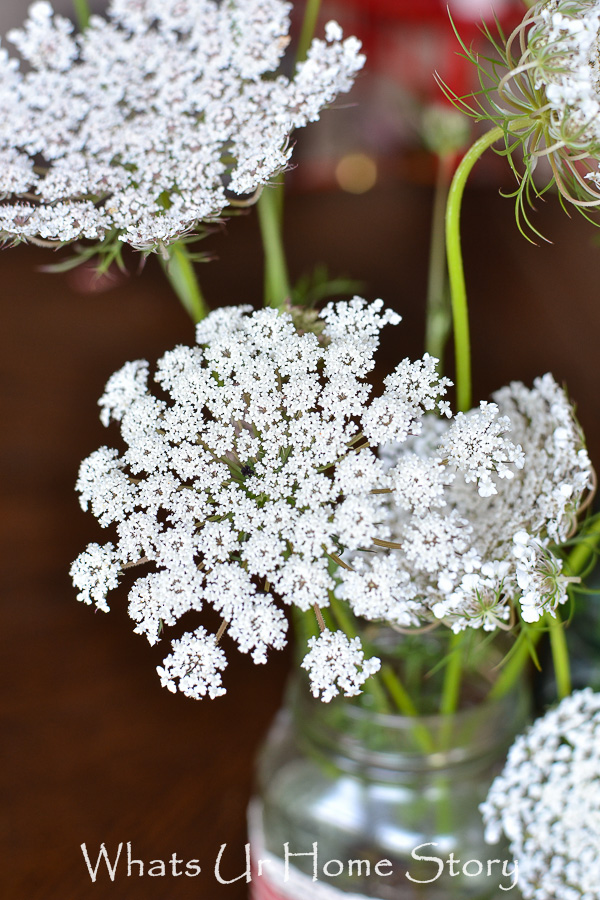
[248,680,529,900]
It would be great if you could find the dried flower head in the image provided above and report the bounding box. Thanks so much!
[481,688,600,900]
[457,0,600,228]
[71,300,591,700]
[0,0,364,251]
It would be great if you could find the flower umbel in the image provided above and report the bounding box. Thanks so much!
[380,373,593,632]
[71,300,592,699]
[455,0,600,227]
[481,688,600,900]
[0,0,364,251]
[301,630,381,703]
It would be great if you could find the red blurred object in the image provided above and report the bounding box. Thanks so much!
[339,0,522,25]
[325,0,524,99]
[290,1,526,190]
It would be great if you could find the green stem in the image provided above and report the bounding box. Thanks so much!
[487,626,543,701]
[256,0,322,310]
[363,668,394,714]
[72,0,91,29]
[565,513,600,577]
[159,241,209,323]
[296,0,322,67]
[439,631,463,715]
[446,125,503,411]
[380,665,418,717]
[547,610,571,699]
[425,154,454,368]
[327,593,358,640]
[257,186,291,310]
[382,666,435,754]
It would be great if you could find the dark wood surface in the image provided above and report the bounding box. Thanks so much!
[3,181,600,899]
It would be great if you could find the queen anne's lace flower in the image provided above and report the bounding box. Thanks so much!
[380,373,593,632]
[0,0,364,250]
[71,300,591,698]
[481,688,600,900]
[470,0,600,211]
[526,1,600,151]
[301,630,381,702]
[157,626,227,699]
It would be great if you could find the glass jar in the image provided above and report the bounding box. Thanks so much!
[248,680,529,900]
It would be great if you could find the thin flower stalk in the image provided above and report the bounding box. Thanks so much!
[296,0,323,66]
[445,125,504,412]
[158,242,208,324]
[424,152,454,368]
[71,0,90,30]
[257,184,291,310]
[546,609,572,698]
[257,0,323,310]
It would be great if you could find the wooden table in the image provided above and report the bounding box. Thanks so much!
[3,182,599,899]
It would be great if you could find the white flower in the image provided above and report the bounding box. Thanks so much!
[70,542,121,612]
[336,555,422,627]
[439,401,524,498]
[128,568,204,645]
[361,353,451,444]
[481,688,600,900]
[71,299,452,697]
[75,446,137,527]
[99,360,149,426]
[157,626,227,700]
[513,531,578,623]
[0,0,364,250]
[379,374,592,633]
[72,300,592,698]
[473,0,600,212]
[532,1,600,153]
[301,630,381,702]
[387,453,449,514]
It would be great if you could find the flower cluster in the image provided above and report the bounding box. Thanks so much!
[481,688,600,900]
[530,0,600,155]
[301,630,381,703]
[458,0,600,217]
[71,300,591,700]
[0,0,364,250]
[378,373,593,632]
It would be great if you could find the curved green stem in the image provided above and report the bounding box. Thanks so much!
[257,186,291,310]
[547,610,571,699]
[72,0,91,29]
[159,241,209,323]
[446,125,503,411]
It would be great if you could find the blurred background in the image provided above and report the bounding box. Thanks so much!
[3,2,600,899]
[0,0,104,30]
